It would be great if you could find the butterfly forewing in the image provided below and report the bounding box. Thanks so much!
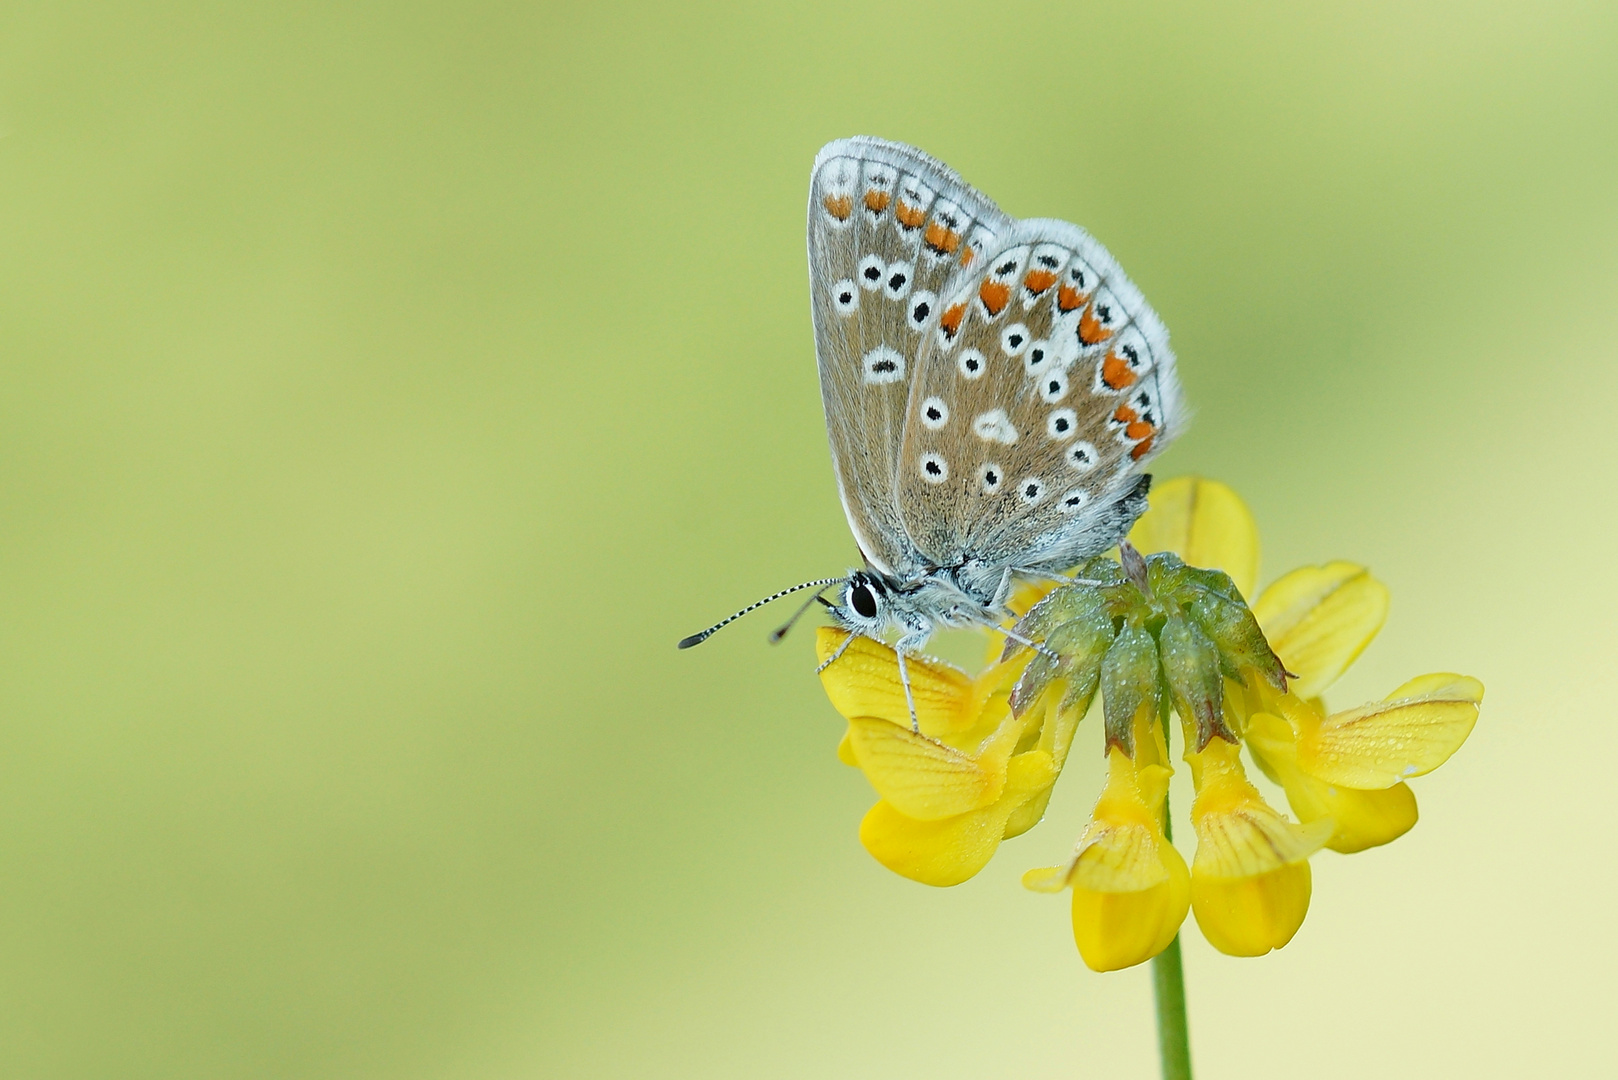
[895,218,1184,571]
[807,138,1012,576]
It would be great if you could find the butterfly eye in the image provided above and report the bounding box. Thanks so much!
[847,582,879,620]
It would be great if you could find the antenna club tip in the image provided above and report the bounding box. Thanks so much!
[676,634,706,649]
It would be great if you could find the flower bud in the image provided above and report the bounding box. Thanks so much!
[1158,614,1233,750]
[1101,623,1160,755]
[1009,598,1114,717]
[1186,589,1287,692]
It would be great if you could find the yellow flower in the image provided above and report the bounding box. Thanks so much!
[816,629,1084,887]
[1133,476,1481,943]
[1025,714,1190,972]
[815,475,1483,969]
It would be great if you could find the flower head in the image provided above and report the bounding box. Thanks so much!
[817,476,1482,970]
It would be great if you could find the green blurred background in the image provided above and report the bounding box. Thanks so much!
[2,2,1615,1077]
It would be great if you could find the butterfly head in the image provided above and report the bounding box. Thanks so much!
[828,570,891,636]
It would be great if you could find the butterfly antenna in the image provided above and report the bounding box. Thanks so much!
[768,582,838,644]
[678,577,846,649]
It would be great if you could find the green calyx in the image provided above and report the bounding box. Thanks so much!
[1006,545,1287,755]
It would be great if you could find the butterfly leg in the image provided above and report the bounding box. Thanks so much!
[895,647,921,734]
[815,629,861,674]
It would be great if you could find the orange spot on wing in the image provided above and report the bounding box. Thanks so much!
[1113,404,1138,425]
[864,190,890,213]
[1101,353,1138,390]
[823,194,853,221]
[1024,269,1058,294]
[1057,283,1089,312]
[939,303,967,339]
[979,280,1011,316]
[1130,435,1155,459]
[1125,421,1154,441]
[895,201,926,228]
[960,245,976,267]
[1078,307,1113,345]
[924,221,961,254]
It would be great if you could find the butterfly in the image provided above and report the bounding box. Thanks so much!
[681,137,1185,724]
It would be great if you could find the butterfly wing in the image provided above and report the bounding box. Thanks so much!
[807,137,1013,576]
[896,218,1185,572]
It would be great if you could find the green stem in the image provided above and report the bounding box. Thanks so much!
[1152,783,1192,1079]
[1152,934,1192,1080]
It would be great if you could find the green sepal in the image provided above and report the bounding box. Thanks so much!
[1100,622,1160,755]
[1159,613,1233,751]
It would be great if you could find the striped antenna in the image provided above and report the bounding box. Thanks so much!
[678,577,846,649]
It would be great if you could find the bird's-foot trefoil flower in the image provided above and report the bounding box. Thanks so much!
[816,476,1482,972]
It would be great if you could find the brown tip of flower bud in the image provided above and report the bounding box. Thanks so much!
[1117,541,1152,597]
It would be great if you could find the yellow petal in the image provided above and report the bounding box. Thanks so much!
[836,727,857,766]
[1128,476,1260,599]
[1022,864,1071,893]
[816,628,974,734]
[1188,739,1334,879]
[845,715,1015,820]
[859,798,1012,887]
[1072,853,1191,972]
[1246,711,1419,853]
[1185,740,1326,955]
[1002,785,1053,840]
[1192,861,1312,957]
[858,750,1059,887]
[1292,674,1482,789]
[1316,783,1418,854]
[1251,563,1390,699]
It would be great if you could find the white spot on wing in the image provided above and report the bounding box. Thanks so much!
[1000,323,1030,356]
[957,348,986,380]
[857,253,885,291]
[883,261,914,300]
[862,345,905,384]
[972,409,1019,445]
[830,278,858,315]
[1067,441,1099,472]
[919,452,949,484]
[907,291,936,331]
[1058,488,1090,513]
[1046,408,1077,439]
[1023,339,1052,375]
[919,396,950,430]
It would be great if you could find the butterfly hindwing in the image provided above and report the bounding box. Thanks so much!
[895,218,1184,571]
[807,137,1012,576]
